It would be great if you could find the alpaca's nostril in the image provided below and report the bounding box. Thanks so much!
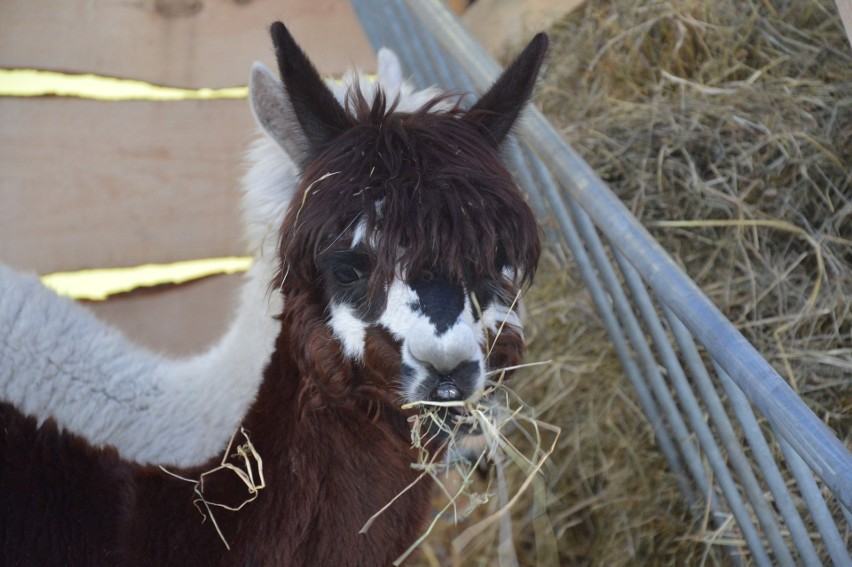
[432,381,462,402]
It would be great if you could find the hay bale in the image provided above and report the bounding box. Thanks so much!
[539,0,850,425]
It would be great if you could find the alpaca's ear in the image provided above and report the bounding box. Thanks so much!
[464,32,549,147]
[269,21,350,167]
[249,62,308,161]
[377,47,404,90]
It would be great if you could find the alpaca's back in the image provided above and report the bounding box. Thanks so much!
[0,400,133,565]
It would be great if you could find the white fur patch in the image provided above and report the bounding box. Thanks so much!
[350,218,368,248]
[328,303,368,360]
[379,280,486,402]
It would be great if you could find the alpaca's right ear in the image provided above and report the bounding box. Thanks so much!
[268,21,350,167]
[249,62,307,162]
[463,32,549,148]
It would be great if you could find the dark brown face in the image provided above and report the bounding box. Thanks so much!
[315,230,527,437]
[275,107,540,437]
[260,21,548,438]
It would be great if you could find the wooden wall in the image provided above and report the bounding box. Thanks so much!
[0,0,375,354]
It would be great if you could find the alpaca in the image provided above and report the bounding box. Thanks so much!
[0,48,441,467]
[0,22,547,566]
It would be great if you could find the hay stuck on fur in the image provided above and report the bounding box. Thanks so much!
[161,427,266,550]
[410,0,850,565]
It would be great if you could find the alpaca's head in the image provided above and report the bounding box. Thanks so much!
[251,22,547,437]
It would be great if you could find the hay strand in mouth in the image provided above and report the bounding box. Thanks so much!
[373,286,563,563]
[451,397,561,553]
[379,367,561,566]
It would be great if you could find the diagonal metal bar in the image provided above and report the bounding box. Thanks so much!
[662,306,824,567]
[614,251,796,566]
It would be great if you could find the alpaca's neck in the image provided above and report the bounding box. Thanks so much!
[151,257,282,465]
[151,143,297,465]
[181,324,433,564]
[142,142,298,465]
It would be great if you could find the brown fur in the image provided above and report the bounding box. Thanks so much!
[0,291,431,566]
[276,88,541,300]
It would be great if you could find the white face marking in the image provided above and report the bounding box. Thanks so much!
[373,280,487,402]
[328,303,368,360]
[324,250,525,407]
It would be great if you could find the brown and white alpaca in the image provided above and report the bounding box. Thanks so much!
[0,22,547,565]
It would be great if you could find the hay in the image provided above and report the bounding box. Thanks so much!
[160,427,265,550]
[539,0,851,418]
[378,337,560,565]
[413,0,850,564]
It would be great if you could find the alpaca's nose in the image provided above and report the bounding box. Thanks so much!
[406,315,481,378]
[427,360,480,402]
[433,381,462,402]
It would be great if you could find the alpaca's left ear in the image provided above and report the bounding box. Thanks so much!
[464,33,549,147]
[269,21,350,167]
[249,62,307,160]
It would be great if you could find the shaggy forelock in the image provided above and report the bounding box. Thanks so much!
[277,83,541,294]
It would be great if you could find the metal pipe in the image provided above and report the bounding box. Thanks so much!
[566,198,771,565]
[351,0,429,90]
[615,252,795,566]
[662,306,823,567]
[774,434,851,567]
[515,141,702,509]
[715,363,852,567]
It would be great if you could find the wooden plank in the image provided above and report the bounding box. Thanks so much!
[0,96,253,274]
[0,0,375,89]
[84,274,242,356]
[461,0,583,55]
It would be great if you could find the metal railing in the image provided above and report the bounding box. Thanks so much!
[349,1,852,564]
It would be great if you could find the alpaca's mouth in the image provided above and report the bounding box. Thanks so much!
[428,377,479,433]
[401,362,487,444]
[447,405,477,436]
[413,398,478,445]
[443,402,472,427]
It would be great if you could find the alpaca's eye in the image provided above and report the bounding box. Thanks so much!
[322,249,370,291]
[332,264,362,286]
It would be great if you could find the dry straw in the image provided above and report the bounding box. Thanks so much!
[385,374,561,567]
[358,286,561,566]
[161,427,266,550]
